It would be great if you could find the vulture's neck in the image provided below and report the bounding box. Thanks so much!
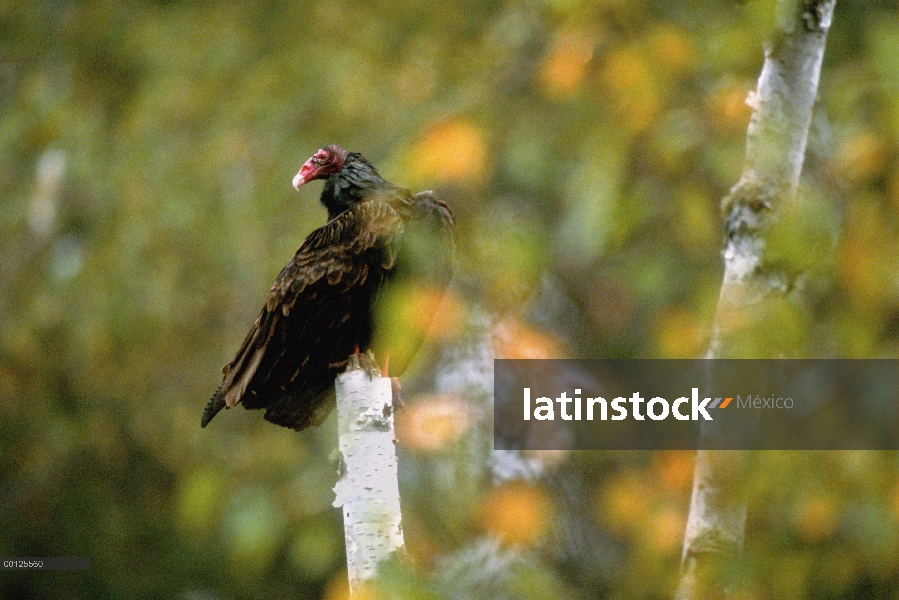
[320,157,388,220]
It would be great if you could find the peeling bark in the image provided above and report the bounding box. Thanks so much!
[333,356,404,597]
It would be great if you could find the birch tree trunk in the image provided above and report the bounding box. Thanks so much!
[332,355,404,597]
[676,1,836,598]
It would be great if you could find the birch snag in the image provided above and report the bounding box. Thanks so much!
[333,355,404,597]
[676,2,836,598]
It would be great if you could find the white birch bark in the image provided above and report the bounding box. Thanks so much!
[676,2,836,598]
[333,356,404,597]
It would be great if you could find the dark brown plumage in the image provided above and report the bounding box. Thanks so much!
[201,145,454,430]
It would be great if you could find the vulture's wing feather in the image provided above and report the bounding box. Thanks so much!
[202,200,404,429]
[410,190,455,279]
[371,190,455,377]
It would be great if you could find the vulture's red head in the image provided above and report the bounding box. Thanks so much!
[293,145,348,190]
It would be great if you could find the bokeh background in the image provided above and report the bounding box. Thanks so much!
[4,0,899,598]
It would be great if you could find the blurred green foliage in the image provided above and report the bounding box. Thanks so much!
[3,0,899,598]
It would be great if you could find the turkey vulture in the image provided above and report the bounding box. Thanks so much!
[202,145,454,430]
